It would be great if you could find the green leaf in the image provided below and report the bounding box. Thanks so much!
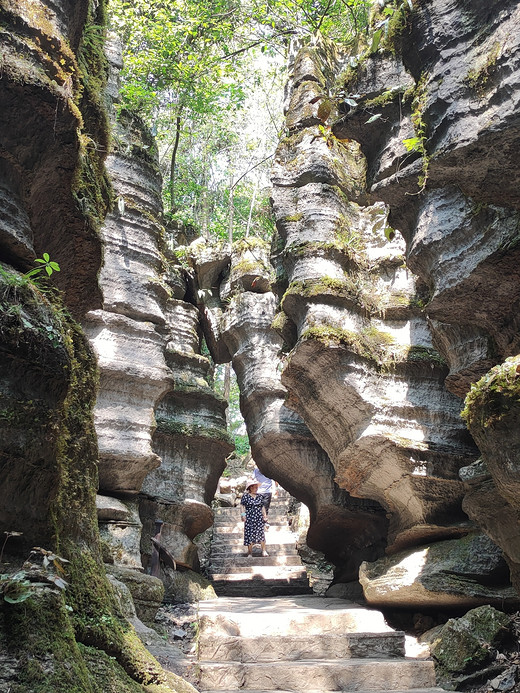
[385,226,396,242]
[4,591,32,604]
[402,136,421,152]
[365,113,382,123]
[45,266,52,276]
[42,252,50,262]
[49,262,60,271]
[24,268,42,277]
[371,29,382,53]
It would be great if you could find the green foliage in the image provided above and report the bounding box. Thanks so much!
[109,0,372,241]
[24,253,61,279]
[461,356,520,429]
[464,42,501,96]
[233,434,250,457]
[301,321,396,365]
[0,572,36,604]
[401,71,429,190]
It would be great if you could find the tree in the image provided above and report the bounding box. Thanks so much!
[109,0,372,239]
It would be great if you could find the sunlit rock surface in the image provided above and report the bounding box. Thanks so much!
[84,43,232,582]
[273,36,478,556]
[141,295,233,577]
[359,533,519,609]
[79,39,169,497]
[335,0,520,398]
[331,1,520,596]
[191,242,388,578]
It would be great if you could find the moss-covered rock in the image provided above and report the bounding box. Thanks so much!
[461,355,520,430]
[431,605,510,686]
[162,567,217,604]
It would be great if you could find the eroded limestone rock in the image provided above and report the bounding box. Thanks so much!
[97,495,143,569]
[273,36,477,555]
[359,533,518,609]
[430,605,511,688]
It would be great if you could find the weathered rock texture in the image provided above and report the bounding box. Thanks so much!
[189,237,388,580]
[274,39,478,560]
[0,0,108,316]
[190,11,520,604]
[0,2,193,692]
[83,40,232,600]
[331,0,520,600]
[0,5,214,691]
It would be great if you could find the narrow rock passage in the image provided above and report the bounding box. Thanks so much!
[197,495,444,692]
[208,493,311,597]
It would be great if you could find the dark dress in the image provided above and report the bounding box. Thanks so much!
[241,492,265,545]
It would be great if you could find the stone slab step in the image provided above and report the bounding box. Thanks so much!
[212,581,313,597]
[210,556,303,570]
[214,502,290,513]
[213,522,290,530]
[210,544,299,557]
[212,529,297,539]
[198,658,436,691]
[198,631,405,662]
[210,566,308,580]
[198,596,397,636]
[199,689,445,693]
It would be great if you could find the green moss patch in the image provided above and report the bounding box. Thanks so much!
[461,355,520,429]
[155,417,234,447]
[301,323,395,364]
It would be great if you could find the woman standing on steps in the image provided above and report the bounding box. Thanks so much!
[240,479,269,557]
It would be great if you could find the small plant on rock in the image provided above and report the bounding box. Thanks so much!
[24,253,61,280]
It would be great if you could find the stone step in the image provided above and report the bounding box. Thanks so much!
[210,566,308,580]
[210,556,303,570]
[210,544,299,557]
[197,658,436,691]
[213,519,290,528]
[214,500,290,513]
[199,689,445,693]
[198,631,406,662]
[212,529,297,540]
[212,579,313,597]
[197,597,398,636]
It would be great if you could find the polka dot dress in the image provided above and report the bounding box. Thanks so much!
[241,492,265,545]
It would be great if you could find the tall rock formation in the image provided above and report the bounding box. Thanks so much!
[83,39,232,593]
[0,3,217,689]
[330,0,520,599]
[272,40,478,558]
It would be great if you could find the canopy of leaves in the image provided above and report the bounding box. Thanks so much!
[109,0,372,240]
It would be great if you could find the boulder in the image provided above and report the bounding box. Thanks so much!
[430,605,511,687]
[106,565,164,624]
[97,495,143,569]
[162,567,217,604]
[359,533,519,609]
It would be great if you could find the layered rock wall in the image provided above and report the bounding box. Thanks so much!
[84,40,232,590]
[328,0,520,600]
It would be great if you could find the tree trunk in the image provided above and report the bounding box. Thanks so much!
[169,113,182,212]
[228,172,234,244]
[245,183,257,237]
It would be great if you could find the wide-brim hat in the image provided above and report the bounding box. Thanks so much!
[245,478,258,490]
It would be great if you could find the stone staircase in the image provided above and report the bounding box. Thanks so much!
[196,596,445,693]
[208,495,312,597]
